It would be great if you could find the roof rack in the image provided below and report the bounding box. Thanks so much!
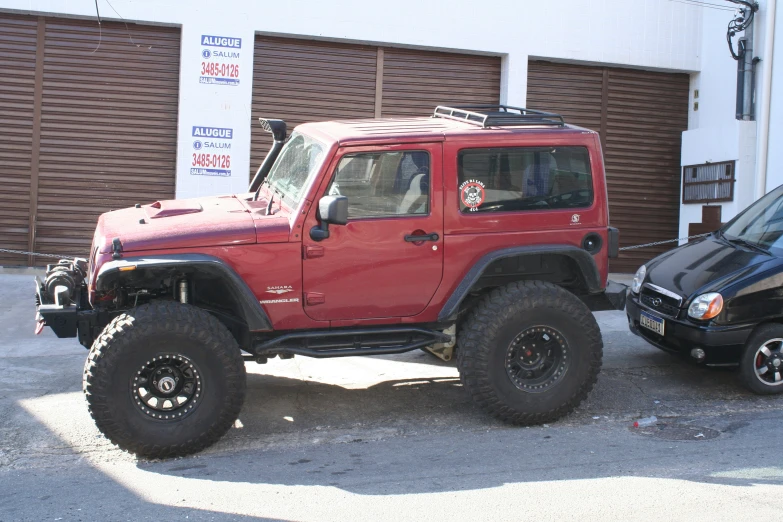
[433,105,565,128]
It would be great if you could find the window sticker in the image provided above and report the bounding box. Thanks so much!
[460,179,485,211]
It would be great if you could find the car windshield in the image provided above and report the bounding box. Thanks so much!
[265,131,326,206]
[722,185,783,255]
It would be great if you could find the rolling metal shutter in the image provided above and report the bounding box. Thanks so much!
[251,37,378,173]
[380,48,501,117]
[527,61,689,273]
[251,37,501,177]
[34,18,180,261]
[0,14,38,266]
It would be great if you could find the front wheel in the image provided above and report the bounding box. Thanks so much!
[457,281,603,424]
[83,302,247,459]
[738,323,783,395]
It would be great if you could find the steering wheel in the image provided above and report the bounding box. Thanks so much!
[328,183,341,196]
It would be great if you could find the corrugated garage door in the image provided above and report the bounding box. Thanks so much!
[0,14,38,266]
[0,14,180,266]
[527,60,690,273]
[380,47,501,117]
[35,18,180,260]
[250,37,378,172]
[251,36,501,177]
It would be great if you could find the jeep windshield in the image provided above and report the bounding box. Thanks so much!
[721,184,783,256]
[264,131,326,207]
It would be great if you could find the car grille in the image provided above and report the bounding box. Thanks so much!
[640,284,683,317]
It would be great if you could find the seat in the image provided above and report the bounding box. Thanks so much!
[398,171,428,214]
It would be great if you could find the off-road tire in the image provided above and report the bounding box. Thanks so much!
[83,301,246,459]
[457,280,603,424]
[738,323,783,395]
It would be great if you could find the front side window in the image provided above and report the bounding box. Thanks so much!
[327,150,430,218]
[265,131,326,206]
[722,184,783,255]
[457,147,593,213]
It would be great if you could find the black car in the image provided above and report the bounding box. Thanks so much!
[627,184,783,394]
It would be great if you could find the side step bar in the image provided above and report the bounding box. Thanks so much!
[252,327,451,359]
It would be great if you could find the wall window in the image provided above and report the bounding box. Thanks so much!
[327,151,430,218]
[457,147,593,213]
[682,161,735,203]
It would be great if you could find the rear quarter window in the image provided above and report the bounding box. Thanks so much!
[457,146,593,213]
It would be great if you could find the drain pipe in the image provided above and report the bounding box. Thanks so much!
[756,0,777,199]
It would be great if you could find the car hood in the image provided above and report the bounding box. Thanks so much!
[644,235,778,301]
[93,194,290,254]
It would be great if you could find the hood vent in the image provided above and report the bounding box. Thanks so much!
[144,200,204,219]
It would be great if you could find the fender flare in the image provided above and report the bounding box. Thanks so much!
[95,253,272,331]
[437,245,602,322]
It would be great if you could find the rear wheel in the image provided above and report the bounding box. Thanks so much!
[83,301,246,458]
[457,281,603,424]
[738,323,783,395]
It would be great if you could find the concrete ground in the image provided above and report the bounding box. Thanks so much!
[1,272,782,521]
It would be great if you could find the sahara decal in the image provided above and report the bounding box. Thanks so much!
[266,285,294,295]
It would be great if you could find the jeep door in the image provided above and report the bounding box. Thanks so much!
[302,143,444,321]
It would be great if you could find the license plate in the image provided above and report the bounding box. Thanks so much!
[640,311,665,336]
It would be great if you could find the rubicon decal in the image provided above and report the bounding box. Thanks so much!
[199,34,242,86]
[460,179,486,211]
[190,126,233,177]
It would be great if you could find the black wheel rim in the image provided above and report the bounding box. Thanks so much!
[131,354,202,420]
[505,326,569,392]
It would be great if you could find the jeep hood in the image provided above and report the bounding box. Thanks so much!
[93,195,290,254]
[644,235,777,300]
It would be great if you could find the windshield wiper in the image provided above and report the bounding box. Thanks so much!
[266,186,283,215]
[723,234,771,255]
[253,178,270,201]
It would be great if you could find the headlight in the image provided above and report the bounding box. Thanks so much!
[631,265,646,294]
[688,293,723,320]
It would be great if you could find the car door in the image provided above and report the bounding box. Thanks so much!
[302,142,444,321]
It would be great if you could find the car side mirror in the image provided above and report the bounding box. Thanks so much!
[319,195,348,225]
[310,195,348,241]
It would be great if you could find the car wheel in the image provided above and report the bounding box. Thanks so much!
[457,280,603,424]
[738,323,783,395]
[83,301,246,458]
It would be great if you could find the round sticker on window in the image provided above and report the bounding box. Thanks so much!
[460,179,485,211]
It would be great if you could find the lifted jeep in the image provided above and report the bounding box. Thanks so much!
[36,105,626,458]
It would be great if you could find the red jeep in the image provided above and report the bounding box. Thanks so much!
[36,106,626,458]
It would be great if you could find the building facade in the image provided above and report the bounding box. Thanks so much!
[0,0,779,272]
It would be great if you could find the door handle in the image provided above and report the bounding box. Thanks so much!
[404,232,439,242]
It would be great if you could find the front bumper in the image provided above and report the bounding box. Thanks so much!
[626,293,753,365]
[582,280,628,312]
[35,276,79,338]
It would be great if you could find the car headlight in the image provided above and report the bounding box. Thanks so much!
[688,293,723,320]
[631,265,646,294]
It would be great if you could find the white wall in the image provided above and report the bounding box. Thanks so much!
[4,0,711,200]
[766,0,782,192]
[679,1,781,241]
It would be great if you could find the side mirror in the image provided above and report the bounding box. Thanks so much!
[310,195,348,241]
[319,195,348,225]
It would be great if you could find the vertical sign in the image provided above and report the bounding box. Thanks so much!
[190,126,233,177]
[176,26,255,199]
[199,34,242,86]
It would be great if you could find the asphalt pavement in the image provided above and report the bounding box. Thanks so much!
[1,271,782,521]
